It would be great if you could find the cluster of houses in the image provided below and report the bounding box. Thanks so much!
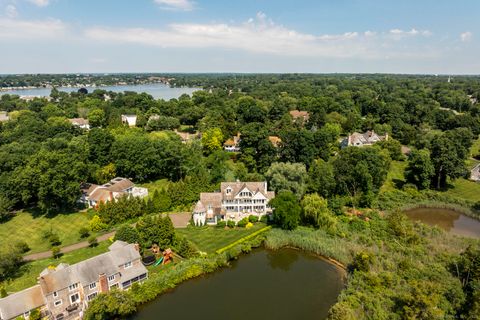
[0,241,147,320]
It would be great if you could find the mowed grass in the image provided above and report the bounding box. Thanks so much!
[445,178,480,202]
[139,178,170,198]
[177,223,266,253]
[380,160,407,192]
[3,241,111,293]
[0,210,93,254]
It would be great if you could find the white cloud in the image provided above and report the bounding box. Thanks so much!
[388,28,431,38]
[28,0,50,7]
[5,4,18,18]
[154,0,194,11]
[0,17,66,39]
[460,31,472,42]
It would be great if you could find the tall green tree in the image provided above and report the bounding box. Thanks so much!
[270,191,301,230]
[405,149,434,190]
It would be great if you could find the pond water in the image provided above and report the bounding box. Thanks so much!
[405,207,480,239]
[131,248,345,320]
[0,83,200,100]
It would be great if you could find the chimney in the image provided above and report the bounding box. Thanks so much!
[134,243,140,252]
[98,273,109,293]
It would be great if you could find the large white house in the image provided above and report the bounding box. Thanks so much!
[341,130,388,148]
[192,181,275,225]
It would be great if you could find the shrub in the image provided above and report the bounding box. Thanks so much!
[248,215,258,223]
[237,218,249,228]
[89,215,107,232]
[227,220,236,228]
[0,287,7,298]
[260,215,269,223]
[114,225,140,244]
[49,233,61,247]
[216,220,226,228]
[246,222,253,228]
[14,240,30,253]
[88,235,98,247]
[350,251,375,272]
[174,236,198,258]
[79,227,90,239]
[29,309,41,320]
[51,246,61,259]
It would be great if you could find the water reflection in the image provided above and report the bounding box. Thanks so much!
[266,248,299,271]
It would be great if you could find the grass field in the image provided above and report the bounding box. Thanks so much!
[445,178,480,202]
[138,179,170,198]
[177,223,266,253]
[380,160,407,193]
[3,241,111,293]
[0,210,94,254]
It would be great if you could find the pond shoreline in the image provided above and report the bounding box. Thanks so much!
[400,201,480,221]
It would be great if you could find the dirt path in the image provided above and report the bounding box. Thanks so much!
[23,231,116,261]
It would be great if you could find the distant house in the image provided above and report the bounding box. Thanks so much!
[0,241,147,320]
[341,130,388,148]
[268,136,282,148]
[173,130,201,143]
[192,181,275,225]
[80,177,148,208]
[289,110,310,124]
[68,118,90,130]
[470,164,480,182]
[223,133,241,152]
[121,114,137,127]
[0,111,9,122]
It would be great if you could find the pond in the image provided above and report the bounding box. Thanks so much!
[131,248,345,320]
[405,207,480,239]
[0,83,200,100]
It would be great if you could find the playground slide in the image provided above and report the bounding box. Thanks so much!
[154,256,164,266]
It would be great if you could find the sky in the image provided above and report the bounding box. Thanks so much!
[0,0,479,74]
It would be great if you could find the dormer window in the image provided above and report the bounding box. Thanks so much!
[226,187,232,195]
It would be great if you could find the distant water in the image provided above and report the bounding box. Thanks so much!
[0,83,200,100]
[405,207,480,239]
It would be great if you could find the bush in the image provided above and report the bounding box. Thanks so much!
[227,220,236,228]
[51,246,61,259]
[216,220,226,228]
[174,237,198,258]
[14,240,30,253]
[88,235,98,247]
[237,218,249,228]
[114,225,140,244]
[89,215,107,232]
[29,309,41,320]
[79,227,90,239]
[0,287,7,298]
[49,233,61,247]
[248,215,259,223]
[260,215,269,223]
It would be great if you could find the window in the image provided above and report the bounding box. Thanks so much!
[124,261,132,269]
[87,292,98,301]
[108,275,115,282]
[53,291,58,298]
[54,300,62,307]
[89,282,96,290]
[69,293,80,304]
[68,283,78,291]
[225,187,232,195]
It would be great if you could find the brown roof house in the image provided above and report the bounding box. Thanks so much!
[289,110,310,125]
[80,177,148,208]
[192,181,275,226]
[341,130,388,148]
[0,241,147,320]
[68,118,90,130]
[223,133,241,152]
[268,136,282,148]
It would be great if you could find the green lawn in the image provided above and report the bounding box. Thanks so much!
[139,179,170,198]
[445,178,480,202]
[3,241,111,293]
[380,160,407,192]
[0,210,94,254]
[470,136,480,157]
[177,223,266,253]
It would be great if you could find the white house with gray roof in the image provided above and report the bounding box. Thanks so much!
[0,241,147,320]
[193,181,275,225]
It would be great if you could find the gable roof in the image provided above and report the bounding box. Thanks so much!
[289,110,309,121]
[68,118,89,126]
[0,286,45,320]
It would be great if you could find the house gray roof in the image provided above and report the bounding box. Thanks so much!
[39,242,142,294]
[0,285,45,320]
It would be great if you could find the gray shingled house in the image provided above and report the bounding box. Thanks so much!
[0,241,147,320]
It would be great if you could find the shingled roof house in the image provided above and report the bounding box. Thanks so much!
[80,177,148,208]
[341,130,388,148]
[0,241,148,320]
[192,181,275,225]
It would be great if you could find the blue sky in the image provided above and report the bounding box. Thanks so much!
[0,0,478,74]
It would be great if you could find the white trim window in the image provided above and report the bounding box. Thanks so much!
[87,292,98,301]
[53,291,58,298]
[69,292,80,304]
[108,275,115,282]
[124,261,132,269]
[54,300,62,307]
[68,283,78,291]
[89,282,97,290]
